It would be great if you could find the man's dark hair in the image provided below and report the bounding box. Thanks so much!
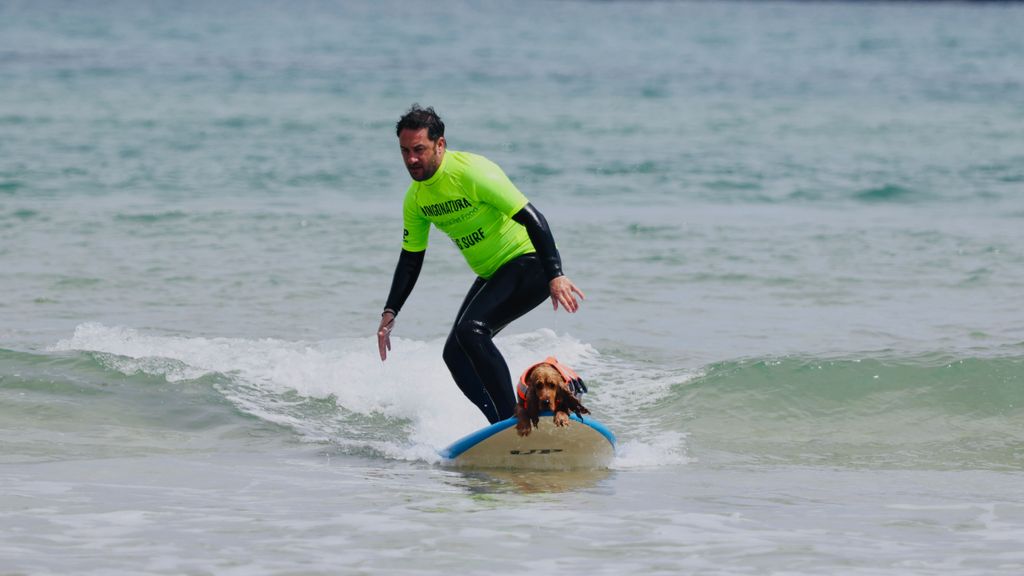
[396,104,445,141]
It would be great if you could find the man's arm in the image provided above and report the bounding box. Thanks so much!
[512,202,562,280]
[511,203,585,313]
[377,249,425,361]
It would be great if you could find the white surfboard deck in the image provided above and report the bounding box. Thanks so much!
[439,412,616,470]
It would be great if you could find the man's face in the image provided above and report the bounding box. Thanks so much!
[399,128,445,181]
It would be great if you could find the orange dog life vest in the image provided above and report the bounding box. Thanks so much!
[516,356,587,405]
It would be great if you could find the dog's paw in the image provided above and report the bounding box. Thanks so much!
[553,411,570,427]
[516,421,532,437]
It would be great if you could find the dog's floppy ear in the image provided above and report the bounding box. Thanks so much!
[558,385,590,418]
[525,379,541,427]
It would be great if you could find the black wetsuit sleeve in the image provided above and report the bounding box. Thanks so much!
[512,202,563,281]
[383,249,425,315]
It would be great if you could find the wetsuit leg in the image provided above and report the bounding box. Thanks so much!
[442,277,495,422]
[442,254,550,423]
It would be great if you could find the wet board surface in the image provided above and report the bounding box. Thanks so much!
[439,412,616,470]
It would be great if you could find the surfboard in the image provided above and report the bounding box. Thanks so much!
[439,412,616,470]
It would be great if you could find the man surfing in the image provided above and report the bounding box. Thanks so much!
[376,104,584,424]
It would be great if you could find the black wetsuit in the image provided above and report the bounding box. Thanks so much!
[384,203,563,423]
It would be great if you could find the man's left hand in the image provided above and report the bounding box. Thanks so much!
[549,276,585,313]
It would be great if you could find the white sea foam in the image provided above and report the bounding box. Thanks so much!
[613,432,691,469]
[53,323,690,466]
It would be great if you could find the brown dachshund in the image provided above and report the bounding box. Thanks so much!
[515,362,589,437]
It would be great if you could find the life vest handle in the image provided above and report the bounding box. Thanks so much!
[568,377,588,398]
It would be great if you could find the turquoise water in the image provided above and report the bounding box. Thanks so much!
[3,1,1024,574]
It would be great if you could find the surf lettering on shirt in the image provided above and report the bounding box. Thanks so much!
[454,227,486,250]
[421,198,473,218]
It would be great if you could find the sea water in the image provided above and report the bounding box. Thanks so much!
[2,1,1024,574]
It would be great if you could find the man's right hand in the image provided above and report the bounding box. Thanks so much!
[377,311,396,361]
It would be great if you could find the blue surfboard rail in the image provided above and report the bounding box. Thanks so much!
[439,413,616,461]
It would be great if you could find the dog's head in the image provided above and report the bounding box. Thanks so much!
[526,363,567,413]
[517,361,591,435]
